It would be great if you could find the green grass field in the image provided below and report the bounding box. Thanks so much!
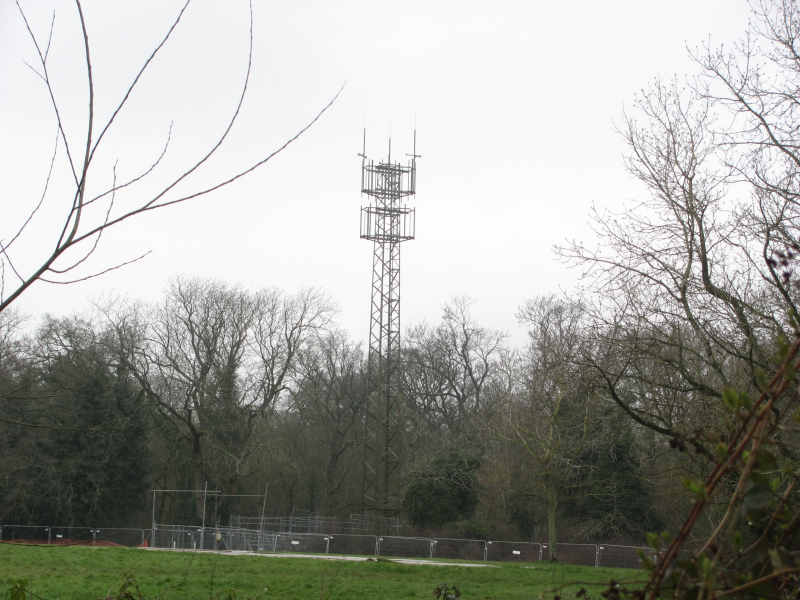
[0,544,646,600]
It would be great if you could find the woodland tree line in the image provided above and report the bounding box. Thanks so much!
[2,3,800,586]
[0,283,672,547]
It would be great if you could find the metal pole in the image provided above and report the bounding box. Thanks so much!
[151,490,157,549]
[201,481,208,550]
[258,482,268,552]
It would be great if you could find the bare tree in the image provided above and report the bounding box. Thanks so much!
[502,294,597,559]
[691,0,800,319]
[104,277,336,520]
[290,330,368,515]
[1,1,341,314]
[401,296,511,446]
[557,78,786,441]
[695,1,800,205]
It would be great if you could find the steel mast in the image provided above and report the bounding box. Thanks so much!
[359,130,418,513]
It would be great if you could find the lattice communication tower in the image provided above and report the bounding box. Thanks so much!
[359,131,418,513]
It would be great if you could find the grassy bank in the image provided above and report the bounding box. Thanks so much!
[0,544,645,599]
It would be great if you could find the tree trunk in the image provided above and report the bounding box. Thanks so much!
[324,446,340,515]
[192,435,205,522]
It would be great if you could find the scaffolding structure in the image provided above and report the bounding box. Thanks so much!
[359,131,418,513]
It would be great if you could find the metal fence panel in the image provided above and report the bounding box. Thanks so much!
[598,545,653,569]
[326,534,377,556]
[377,536,432,558]
[50,527,95,545]
[153,525,197,550]
[94,528,146,547]
[486,541,541,562]
[553,543,597,566]
[0,525,51,544]
[431,538,486,561]
[197,527,260,552]
[199,528,221,551]
[222,528,254,552]
[267,532,328,554]
[3,520,655,569]
[96,529,126,546]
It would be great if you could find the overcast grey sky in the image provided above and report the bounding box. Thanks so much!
[1,0,753,346]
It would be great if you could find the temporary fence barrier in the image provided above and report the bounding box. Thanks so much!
[0,525,149,547]
[104,528,151,548]
[0,525,51,544]
[2,522,655,569]
[269,532,328,554]
[325,533,378,556]
[377,535,433,558]
[431,538,486,561]
[598,544,657,569]
[150,526,342,554]
[154,525,260,552]
[553,543,598,567]
[50,527,95,545]
[153,525,194,550]
[486,540,542,562]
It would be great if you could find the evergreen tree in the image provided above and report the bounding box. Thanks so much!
[403,452,481,528]
[563,426,664,541]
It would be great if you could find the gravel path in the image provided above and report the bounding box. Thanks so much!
[144,547,494,567]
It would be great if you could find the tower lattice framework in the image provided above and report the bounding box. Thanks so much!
[359,132,418,513]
